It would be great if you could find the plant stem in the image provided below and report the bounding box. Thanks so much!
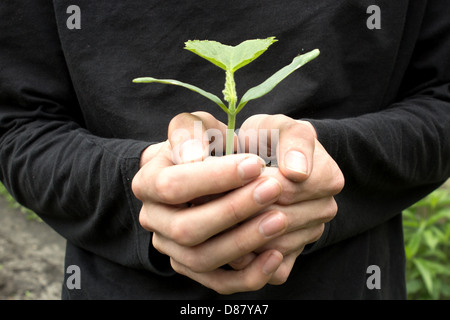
[226,112,236,155]
[223,69,238,156]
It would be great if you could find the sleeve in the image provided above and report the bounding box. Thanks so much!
[306,1,450,252]
[0,1,168,274]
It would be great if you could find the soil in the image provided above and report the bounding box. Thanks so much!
[0,196,65,300]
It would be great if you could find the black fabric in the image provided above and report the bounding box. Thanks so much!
[1,0,449,299]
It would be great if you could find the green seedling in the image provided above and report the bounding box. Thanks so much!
[133,37,319,155]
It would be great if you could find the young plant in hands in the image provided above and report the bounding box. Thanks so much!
[133,37,319,155]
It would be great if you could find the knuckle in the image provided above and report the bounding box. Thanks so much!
[232,232,252,254]
[182,250,212,273]
[226,198,245,224]
[277,186,296,205]
[153,170,178,204]
[179,252,198,271]
[311,224,325,243]
[259,236,289,256]
[271,114,292,127]
[168,247,209,274]
[168,112,193,131]
[208,165,228,188]
[241,275,265,293]
[270,268,290,285]
[131,172,144,200]
[138,210,151,231]
[211,281,238,295]
[241,114,267,130]
[285,120,315,143]
[325,162,345,196]
[315,197,338,224]
[215,288,234,295]
[168,219,198,247]
[331,169,345,195]
[151,233,164,254]
[189,263,210,274]
[169,257,188,276]
[325,197,338,221]
[271,240,290,256]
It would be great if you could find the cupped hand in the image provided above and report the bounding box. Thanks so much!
[132,113,287,294]
[228,114,344,284]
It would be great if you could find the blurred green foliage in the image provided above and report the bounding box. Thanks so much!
[0,182,41,221]
[402,185,450,300]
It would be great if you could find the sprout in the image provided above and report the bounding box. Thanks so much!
[134,37,319,155]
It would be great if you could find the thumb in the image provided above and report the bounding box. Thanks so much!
[240,115,316,182]
[277,119,316,182]
[168,112,209,164]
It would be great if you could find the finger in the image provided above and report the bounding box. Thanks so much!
[137,153,266,204]
[274,196,338,231]
[228,249,302,286]
[148,181,283,248]
[168,112,236,163]
[255,222,326,256]
[225,196,336,275]
[268,251,300,285]
[168,112,210,164]
[192,111,240,155]
[227,199,333,274]
[139,141,165,168]
[191,111,233,156]
[228,252,257,270]
[254,197,336,252]
[132,140,174,201]
[294,138,344,198]
[170,250,283,295]
[260,154,344,205]
[239,114,316,182]
[223,196,337,275]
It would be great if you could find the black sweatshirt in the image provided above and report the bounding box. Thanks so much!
[0,0,449,300]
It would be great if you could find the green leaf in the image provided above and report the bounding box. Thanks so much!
[236,49,320,114]
[133,77,228,114]
[423,229,439,251]
[413,258,434,294]
[445,222,450,239]
[422,259,450,276]
[428,208,450,225]
[402,209,420,227]
[441,282,450,297]
[406,279,423,295]
[184,37,277,72]
[405,230,423,260]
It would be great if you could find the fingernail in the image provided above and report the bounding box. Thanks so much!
[237,157,265,183]
[180,139,204,163]
[284,150,307,174]
[262,252,283,275]
[259,212,286,237]
[253,178,282,205]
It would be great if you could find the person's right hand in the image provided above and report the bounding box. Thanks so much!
[132,113,290,294]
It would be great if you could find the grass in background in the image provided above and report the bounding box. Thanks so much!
[0,182,41,221]
[402,182,450,299]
